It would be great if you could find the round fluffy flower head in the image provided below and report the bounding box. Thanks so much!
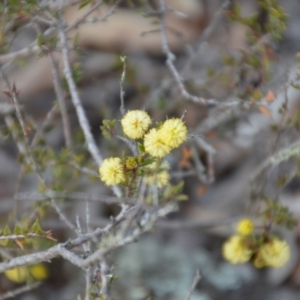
[30,263,49,280]
[160,118,187,149]
[5,267,28,284]
[222,235,252,264]
[237,218,254,236]
[143,161,170,188]
[125,157,138,169]
[121,110,151,139]
[259,237,290,268]
[253,255,266,269]
[99,157,125,186]
[144,128,171,158]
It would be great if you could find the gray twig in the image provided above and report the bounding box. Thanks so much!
[0,282,41,300]
[184,269,201,300]
[49,51,72,147]
[58,18,121,197]
[157,0,238,106]
[119,56,127,116]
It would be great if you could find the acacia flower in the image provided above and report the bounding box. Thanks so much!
[125,157,138,169]
[237,219,254,236]
[259,237,290,268]
[5,267,28,284]
[144,128,171,158]
[253,256,266,269]
[121,110,151,139]
[222,235,252,264]
[160,118,187,149]
[99,157,125,186]
[143,161,170,188]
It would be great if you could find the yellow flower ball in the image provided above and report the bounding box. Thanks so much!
[253,255,266,269]
[222,235,252,264]
[30,263,49,280]
[4,267,28,284]
[160,118,187,149]
[144,128,171,158]
[143,161,170,188]
[121,110,151,139]
[259,237,290,268]
[99,157,125,186]
[237,219,254,236]
[125,157,138,169]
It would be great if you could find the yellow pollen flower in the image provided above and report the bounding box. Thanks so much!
[259,237,290,268]
[143,161,170,188]
[29,263,49,281]
[144,128,171,158]
[160,118,187,149]
[125,157,138,169]
[121,110,151,139]
[222,235,252,264]
[99,157,125,186]
[5,267,28,284]
[253,255,266,269]
[237,219,254,236]
[4,263,49,283]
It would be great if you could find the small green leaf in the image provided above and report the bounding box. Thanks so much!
[30,220,44,235]
[3,225,11,236]
[37,33,45,47]
[79,0,91,9]
[13,224,23,235]
[175,194,188,201]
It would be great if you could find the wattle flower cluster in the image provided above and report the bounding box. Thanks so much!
[99,110,188,187]
[144,118,187,158]
[222,218,290,268]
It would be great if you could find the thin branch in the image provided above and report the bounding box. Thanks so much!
[31,104,59,147]
[82,204,176,267]
[4,107,78,236]
[116,135,137,156]
[157,0,238,107]
[0,0,119,64]
[69,161,99,177]
[184,269,201,300]
[0,203,175,272]
[0,204,130,273]
[250,138,300,182]
[50,196,79,234]
[182,0,231,73]
[119,56,127,116]
[85,266,92,300]
[49,51,72,147]
[0,26,57,64]
[0,282,41,300]
[68,0,104,31]
[58,17,121,197]
[100,259,110,300]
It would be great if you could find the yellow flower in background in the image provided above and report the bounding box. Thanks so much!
[121,110,151,139]
[143,161,170,188]
[237,219,254,236]
[144,128,171,158]
[253,256,266,269]
[222,235,252,264]
[160,118,187,149]
[30,263,49,281]
[99,157,125,186]
[125,157,138,169]
[259,237,290,268]
[4,263,49,284]
[4,267,28,284]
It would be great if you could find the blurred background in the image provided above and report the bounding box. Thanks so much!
[0,0,300,299]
